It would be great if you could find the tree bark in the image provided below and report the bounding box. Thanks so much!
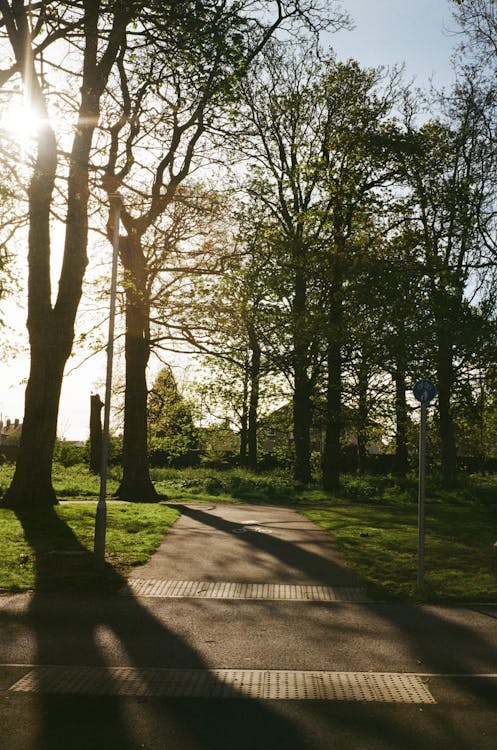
[394,369,409,476]
[322,279,343,492]
[4,338,66,507]
[89,394,103,474]
[116,236,159,502]
[247,323,261,471]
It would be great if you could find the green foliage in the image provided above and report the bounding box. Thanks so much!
[150,466,301,502]
[148,368,199,466]
[198,424,239,465]
[53,441,88,467]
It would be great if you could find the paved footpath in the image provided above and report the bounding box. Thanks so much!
[1,502,497,749]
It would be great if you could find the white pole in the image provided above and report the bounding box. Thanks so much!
[94,192,122,564]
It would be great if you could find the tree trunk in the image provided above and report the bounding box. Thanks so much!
[247,324,261,471]
[394,369,409,476]
[292,250,312,484]
[3,338,66,507]
[437,336,457,484]
[322,280,343,491]
[356,359,368,474]
[116,237,158,502]
[3,112,59,506]
[89,394,103,474]
[239,368,249,466]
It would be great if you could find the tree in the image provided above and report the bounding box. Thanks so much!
[180,223,273,471]
[316,62,401,489]
[101,2,345,499]
[233,45,340,484]
[148,368,198,467]
[452,0,497,65]
[234,47,401,486]
[0,1,134,507]
[399,78,497,482]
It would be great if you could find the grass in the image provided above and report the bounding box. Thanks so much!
[302,501,497,602]
[0,502,179,593]
[0,462,496,600]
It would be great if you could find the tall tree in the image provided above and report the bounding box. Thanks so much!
[101,2,344,499]
[0,1,134,507]
[399,79,497,482]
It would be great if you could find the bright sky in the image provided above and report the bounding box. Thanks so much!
[0,1,460,441]
[332,0,457,89]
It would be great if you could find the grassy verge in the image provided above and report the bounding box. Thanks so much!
[1,463,496,600]
[303,502,497,602]
[0,502,179,593]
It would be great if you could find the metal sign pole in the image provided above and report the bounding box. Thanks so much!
[417,401,427,588]
[94,192,122,564]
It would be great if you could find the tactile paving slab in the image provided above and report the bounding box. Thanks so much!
[9,667,435,703]
[121,579,368,601]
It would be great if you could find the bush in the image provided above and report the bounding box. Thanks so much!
[202,476,224,495]
[53,441,88,467]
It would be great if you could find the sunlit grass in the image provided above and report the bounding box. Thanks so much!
[0,502,179,592]
[1,462,496,600]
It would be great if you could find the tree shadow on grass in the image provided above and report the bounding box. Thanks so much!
[7,506,312,750]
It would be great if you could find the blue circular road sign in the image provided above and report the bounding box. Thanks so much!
[413,379,436,404]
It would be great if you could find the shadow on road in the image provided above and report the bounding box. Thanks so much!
[172,503,363,585]
[6,507,311,750]
[2,502,497,749]
[171,503,497,748]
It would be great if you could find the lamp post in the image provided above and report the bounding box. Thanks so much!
[94,192,122,564]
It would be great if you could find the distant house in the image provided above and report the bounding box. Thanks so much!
[0,418,22,445]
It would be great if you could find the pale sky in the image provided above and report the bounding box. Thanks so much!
[0,1,460,441]
[331,0,457,89]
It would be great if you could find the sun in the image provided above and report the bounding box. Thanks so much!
[0,96,45,150]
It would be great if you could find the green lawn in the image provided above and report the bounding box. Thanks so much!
[0,502,179,592]
[0,462,496,600]
[303,501,497,602]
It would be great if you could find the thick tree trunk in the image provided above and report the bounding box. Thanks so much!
[322,281,343,492]
[356,359,368,474]
[239,369,249,466]
[437,336,457,484]
[247,325,261,471]
[116,237,158,502]
[89,394,103,474]
[3,113,59,506]
[3,339,66,507]
[394,369,409,476]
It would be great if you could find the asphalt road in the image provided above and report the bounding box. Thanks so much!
[1,502,496,749]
